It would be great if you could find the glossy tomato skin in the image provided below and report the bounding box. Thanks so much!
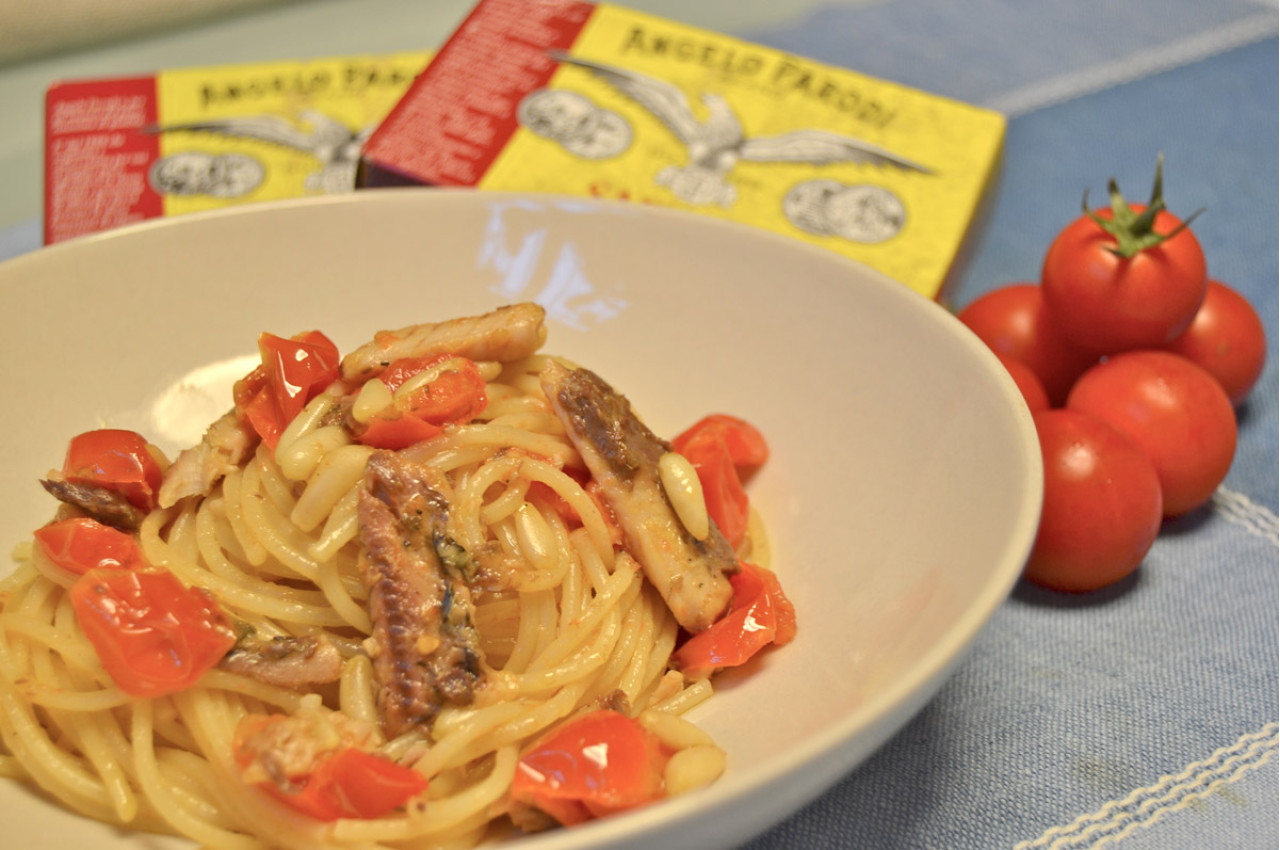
[996,354,1050,413]
[674,426,750,548]
[1026,410,1163,593]
[262,748,428,821]
[33,518,144,575]
[510,710,671,825]
[1041,204,1207,355]
[63,429,164,512]
[672,561,796,679]
[235,330,340,449]
[673,415,769,468]
[354,355,488,450]
[1067,351,1236,517]
[956,283,1097,406]
[69,568,237,697]
[378,355,488,425]
[258,330,340,424]
[1163,280,1267,405]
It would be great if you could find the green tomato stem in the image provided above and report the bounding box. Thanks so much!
[1080,153,1204,259]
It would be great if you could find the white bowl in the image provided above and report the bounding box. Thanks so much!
[0,190,1042,849]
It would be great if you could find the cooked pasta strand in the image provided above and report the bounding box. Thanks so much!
[1,312,785,850]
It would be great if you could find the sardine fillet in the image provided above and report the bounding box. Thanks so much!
[541,361,736,632]
[219,633,344,690]
[39,476,147,531]
[358,451,483,737]
[157,410,257,508]
[341,302,548,382]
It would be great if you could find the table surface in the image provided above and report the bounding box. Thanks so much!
[1,1,1277,849]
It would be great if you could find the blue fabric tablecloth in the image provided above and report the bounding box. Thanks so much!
[0,1,1275,848]
[741,2,1280,849]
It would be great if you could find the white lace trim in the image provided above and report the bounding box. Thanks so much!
[1213,486,1280,546]
[985,12,1280,116]
[1015,723,1279,849]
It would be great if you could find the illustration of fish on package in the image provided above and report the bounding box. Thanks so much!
[358,0,1005,299]
[43,51,431,244]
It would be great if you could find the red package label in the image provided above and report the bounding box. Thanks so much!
[361,0,595,186]
[45,76,163,244]
[43,52,431,245]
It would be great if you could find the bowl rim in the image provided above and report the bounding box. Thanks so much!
[0,188,1044,850]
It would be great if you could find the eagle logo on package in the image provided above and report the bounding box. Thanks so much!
[141,109,372,194]
[543,50,930,209]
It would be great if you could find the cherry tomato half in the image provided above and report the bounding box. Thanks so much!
[355,412,444,450]
[673,560,796,678]
[1067,351,1237,517]
[956,283,1097,406]
[62,429,165,512]
[674,427,749,548]
[354,355,488,450]
[672,415,769,469]
[69,569,237,697]
[33,517,144,575]
[235,330,340,450]
[510,710,671,826]
[262,331,341,422]
[1026,410,1163,593]
[378,355,488,425]
[252,746,429,821]
[1162,279,1267,405]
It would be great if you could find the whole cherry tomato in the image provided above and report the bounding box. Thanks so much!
[1067,351,1236,517]
[1026,410,1163,593]
[956,283,1097,406]
[1162,279,1267,405]
[1041,157,1207,355]
[996,354,1050,413]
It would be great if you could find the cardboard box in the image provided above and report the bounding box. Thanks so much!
[359,0,1005,299]
[44,51,431,244]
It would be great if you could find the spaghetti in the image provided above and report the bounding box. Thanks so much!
[0,303,792,848]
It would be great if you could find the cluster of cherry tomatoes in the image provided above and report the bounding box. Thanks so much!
[957,158,1267,593]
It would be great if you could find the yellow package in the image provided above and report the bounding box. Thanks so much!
[45,51,431,243]
[360,1,1004,299]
